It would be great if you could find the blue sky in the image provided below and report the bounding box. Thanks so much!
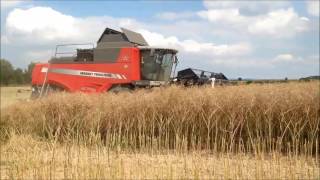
[1,0,319,79]
[29,1,204,18]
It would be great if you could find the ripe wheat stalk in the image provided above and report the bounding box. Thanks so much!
[1,82,319,179]
[1,82,319,155]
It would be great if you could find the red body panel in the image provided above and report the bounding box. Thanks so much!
[32,48,141,92]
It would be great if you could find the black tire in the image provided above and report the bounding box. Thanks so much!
[108,85,132,93]
[31,84,64,99]
[30,86,41,99]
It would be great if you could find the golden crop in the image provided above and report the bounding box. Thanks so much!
[1,82,319,179]
[1,82,319,155]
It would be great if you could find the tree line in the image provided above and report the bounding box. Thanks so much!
[0,59,35,86]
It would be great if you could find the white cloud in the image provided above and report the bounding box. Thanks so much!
[203,1,289,15]
[139,29,251,57]
[248,8,310,37]
[203,1,288,9]
[7,7,77,40]
[199,7,310,38]
[198,8,247,24]
[216,52,314,69]
[155,12,195,20]
[138,29,179,48]
[273,53,295,63]
[4,6,252,68]
[5,7,144,44]
[306,1,320,17]
[209,58,271,68]
[271,53,318,65]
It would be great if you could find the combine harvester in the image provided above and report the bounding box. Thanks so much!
[31,27,227,97]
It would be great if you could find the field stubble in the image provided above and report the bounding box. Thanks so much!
[0,86,30,109]
[0,82,319,179]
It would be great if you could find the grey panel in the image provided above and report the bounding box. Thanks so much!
[51,57,76,61]
[96,42,134,49]
[97,28,122,43]
[50,57,76,64]
[121,28,148,46]
[93,48,121,63]
[50,59,96,64]
[100,34,127,43]
[50,48,121,64]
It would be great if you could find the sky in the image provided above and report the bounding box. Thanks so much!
[1,0,319,79]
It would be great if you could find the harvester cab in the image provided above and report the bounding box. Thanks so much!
[98,28,178,86]
[136,47,178,87]
[31,27,178,97]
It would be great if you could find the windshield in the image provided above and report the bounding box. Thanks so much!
[141,50,176,81]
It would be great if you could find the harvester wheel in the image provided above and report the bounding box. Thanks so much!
[31,86,41,99]
[108,85,132,93]
[31,84,64,99]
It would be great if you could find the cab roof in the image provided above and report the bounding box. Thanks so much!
[97,27,149,46]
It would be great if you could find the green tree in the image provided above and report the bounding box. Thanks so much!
[0,59,14,85]
[12,68,24,84]
[24,62,36,83]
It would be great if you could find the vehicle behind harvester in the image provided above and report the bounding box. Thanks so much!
[175,68,228,87]
[31,28,179,97]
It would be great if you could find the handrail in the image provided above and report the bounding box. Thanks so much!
[54,43,95,57]
[39,43,95,97]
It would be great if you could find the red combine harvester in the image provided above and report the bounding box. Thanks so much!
[31,27,179,97]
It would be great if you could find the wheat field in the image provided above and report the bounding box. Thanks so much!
[1,82,319,179]
[0,86,31,109]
